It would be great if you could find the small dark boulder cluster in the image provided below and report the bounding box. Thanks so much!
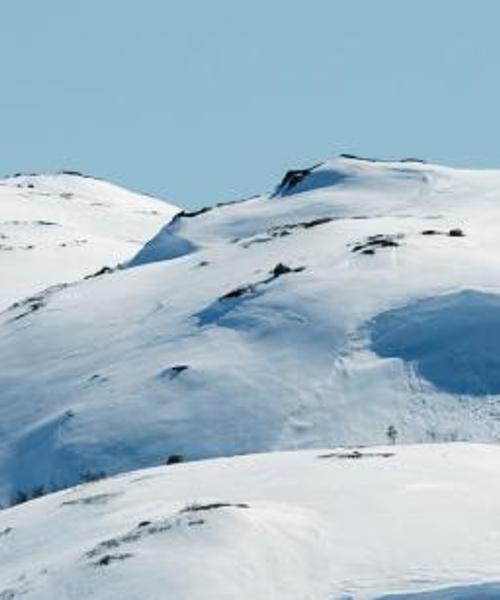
[180,502,249,513]
[351,234,403,255]
[421,227,465,237]
[167,365,189,379]
[219,262,306,301]
[61,170,86,177]
[269,262,305,279]
[318,450,395,460]
[95,553,133,567]
[84,266,113,280]
[272,162,323,197]
[8,283,69,321]
[85,500,250,568]
[238,216,335,248]
[340,153,426,164]
[268,216,334,235]
[274,168,314,195]
[220,285,251,300]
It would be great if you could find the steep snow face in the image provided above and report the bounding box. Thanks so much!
[0,172,179,309]
[3,157,500,502]
[1,443,500,599]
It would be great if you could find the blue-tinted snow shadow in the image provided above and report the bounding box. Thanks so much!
[376,582,500,599]
[128,233,197,266]
[196,289,263,328]
[370,290,500,396]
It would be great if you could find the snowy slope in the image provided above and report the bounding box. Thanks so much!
[3,157,500,502]
[1,443,500,600]
[0,172,178,310]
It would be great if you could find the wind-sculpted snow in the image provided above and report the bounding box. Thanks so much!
[2,444,500,599]
[273,157,432,197]
[371,290,500,396]
[4,157,500,503]
[127,216,198,266]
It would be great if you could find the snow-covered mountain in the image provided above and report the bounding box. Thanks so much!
[2,156,500,504]
[1,442,500,599]
[0,172,179,310]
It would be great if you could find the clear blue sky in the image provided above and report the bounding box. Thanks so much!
[2,1,500,208]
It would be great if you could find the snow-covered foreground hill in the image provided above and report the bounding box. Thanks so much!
[1,443,500,600]
[0,172,178,310]
[3,157,500,503]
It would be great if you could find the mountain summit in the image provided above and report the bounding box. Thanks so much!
[0,171,179,310]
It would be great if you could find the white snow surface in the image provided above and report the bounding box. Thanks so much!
[1,443,500,599]
[0,172,178,310]
[3,157,500,502]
